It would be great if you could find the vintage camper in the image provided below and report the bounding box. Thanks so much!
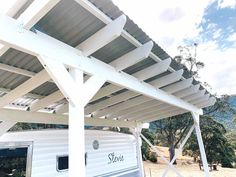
[0,129,140,177]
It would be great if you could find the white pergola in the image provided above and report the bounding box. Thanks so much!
[0,0,216,177]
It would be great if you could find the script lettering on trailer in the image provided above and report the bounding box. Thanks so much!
[108,152,124,164]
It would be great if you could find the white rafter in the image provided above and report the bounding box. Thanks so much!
[0,69,50,108]
[0,63,35,77]
[162,78,193,93]
[150,69,183,88]
[0,0,61,57]
[174,84,200,97]
[110,41,153,71]
[76,15,127,56]
[30,90,64,112]
[184,89,206,102]
[133,58,171,81]
[0,121,16,136]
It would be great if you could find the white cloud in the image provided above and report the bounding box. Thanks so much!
[218,0,236,9]
[227,32,236,42]
[113,0,215,55]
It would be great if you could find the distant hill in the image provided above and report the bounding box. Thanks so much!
[211,95,236,132]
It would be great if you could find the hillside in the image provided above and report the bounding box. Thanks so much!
[211,95,236,132]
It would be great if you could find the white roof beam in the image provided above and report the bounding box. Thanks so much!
[197,97,216,108]
[132,106,180,121]
[106,100,160,119]
[56,103,68,114]
[150,70,184,88]
[121,104,172,120]
[0,69,50,108]
[0,15,202,114]
[0,63,35,77]
[0,121,16,136]
[93,96,153,118]
[30,90,64,112]
[191,94,210,105]
[183,90,206,102]
[85,91,138,114]
[110,41,153,71]
[174,84,200,98]
[76,15,127,56]
[6,0,28,17]
[162,78,193,93]
[133,58,171,81]
[0,108,67,125]
[91,59,171,102]
[0,0,60,57]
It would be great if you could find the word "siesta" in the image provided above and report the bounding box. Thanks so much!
[108,152,124,164]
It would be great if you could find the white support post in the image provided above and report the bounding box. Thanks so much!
[191,112,210,177]
[130,126,145,177]
[69,68,85,177]
[140,133,184,177]
[162,125,195,177]
[0,121,16,136]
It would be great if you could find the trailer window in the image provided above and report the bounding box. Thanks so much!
[57,156,68,171]
[0,147,28,177]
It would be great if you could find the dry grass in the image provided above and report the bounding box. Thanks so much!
[143,146,236,177]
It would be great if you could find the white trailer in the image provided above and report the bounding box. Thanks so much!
[0,129,140,177]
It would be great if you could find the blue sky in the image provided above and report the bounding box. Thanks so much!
[113,0,236,95]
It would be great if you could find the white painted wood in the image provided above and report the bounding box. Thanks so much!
[76,15,127,56]
[91,59,171,102]
[85,91,138,114]
[140,133,183,177]
[162,125,195,177]
[0,108,67,124]
[82,75,106,105]
[0,63,35,77]
[93,97,153,119]
[192,112,210,177]
[0,121,16,136]
[68,68,85,177]
[191,94,210,105]
[85,117,137,128]
[90,84,122,102]
[0,15,202,114]
[133,58,171,81]
[74,0,181,78]
[150,70,184,88]
[30,90,64,112]
[38,56,80,106]
[6,0,28,17]
[183,89,206,102]
[122,104,172,120]
[110,41,153,71]
[174,84,200,98]
[107,99,159,119]
[162,78,193,93]
[0,69,50,108]
[197,97,216,108]
[0,0,60,57]
[18,0,61,30]
[56,103,68,114]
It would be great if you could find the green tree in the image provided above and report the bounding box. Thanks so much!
[184,116,236,167]
[151,113,192,164]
